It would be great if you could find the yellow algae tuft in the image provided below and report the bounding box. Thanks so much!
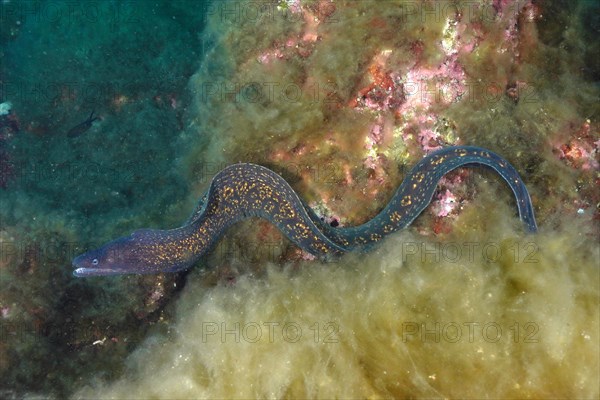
[74,212,598,398]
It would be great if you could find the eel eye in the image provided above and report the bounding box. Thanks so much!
[92,258,99,266]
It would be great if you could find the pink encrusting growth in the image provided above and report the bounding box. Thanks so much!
[434,189,458,218]
[256,0,329,64]
[554,119,600,171]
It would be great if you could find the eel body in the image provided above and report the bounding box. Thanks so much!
[72,146,537,277]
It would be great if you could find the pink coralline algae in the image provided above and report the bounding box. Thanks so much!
[554,120,600,171]
[433,189,458,218]
[349,36,470,157]
[256,0,333,64]
[349,50,404,112]
[349,0,541,156]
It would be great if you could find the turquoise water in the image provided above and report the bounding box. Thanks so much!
[0,0,598,398]
[1,1,208,396]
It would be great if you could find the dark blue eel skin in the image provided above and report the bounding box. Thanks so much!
[72,146,537,277]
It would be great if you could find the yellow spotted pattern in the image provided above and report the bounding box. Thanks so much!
[74,146,537,275]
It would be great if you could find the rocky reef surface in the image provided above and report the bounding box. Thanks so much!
[0,0,598,398]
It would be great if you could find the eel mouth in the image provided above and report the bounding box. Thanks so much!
[72,267,127,277]
[72,253,130,277]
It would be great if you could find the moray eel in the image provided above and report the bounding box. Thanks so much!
[72,146,537,277]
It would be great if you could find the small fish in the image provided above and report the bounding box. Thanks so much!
[67,110,99,138]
